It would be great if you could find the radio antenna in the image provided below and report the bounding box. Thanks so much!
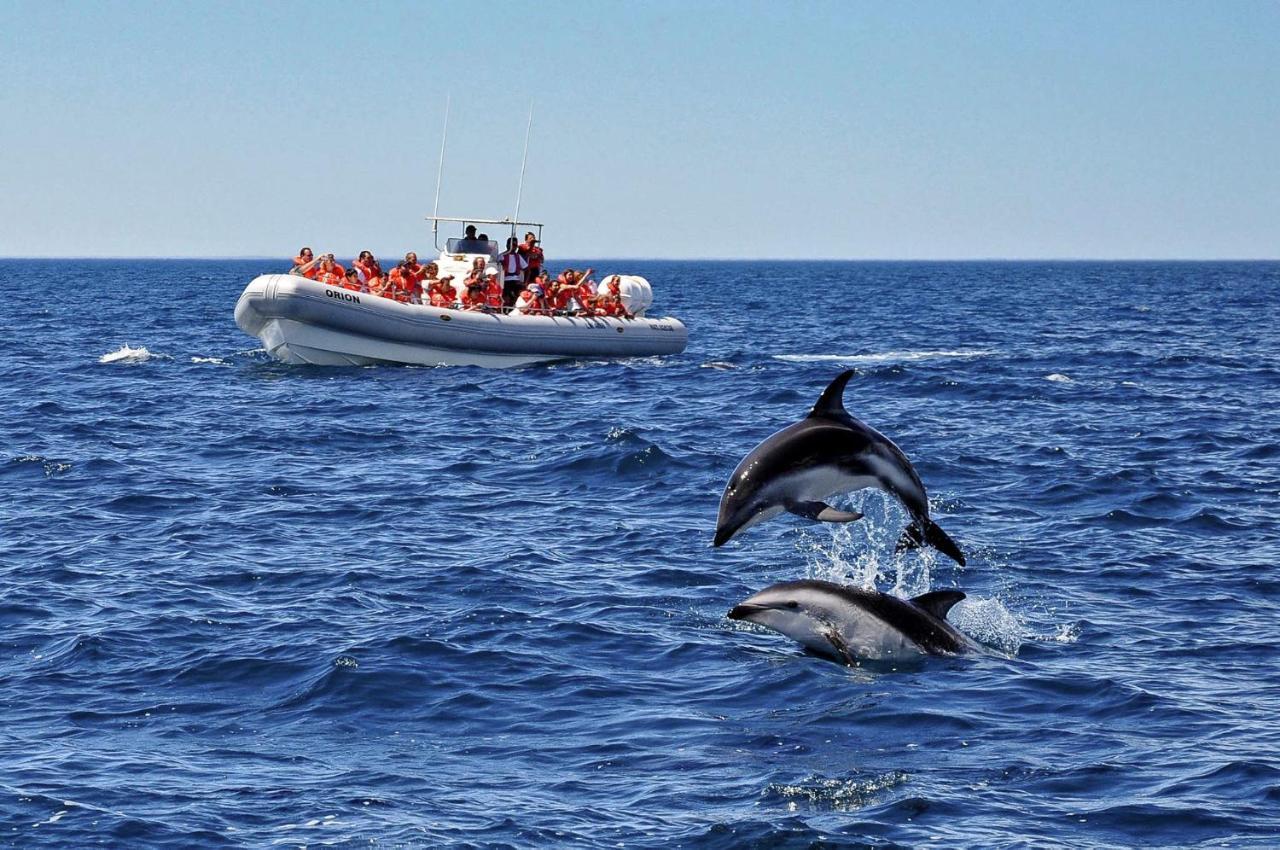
[512,100,534,232]
[431,94,451,249]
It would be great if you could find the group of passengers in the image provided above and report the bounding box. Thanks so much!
[287,231,631,318]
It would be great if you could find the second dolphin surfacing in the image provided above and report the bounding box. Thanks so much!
[713,370,965,566]
[729,579,973,664]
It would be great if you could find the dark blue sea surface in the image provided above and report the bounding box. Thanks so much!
[2,259,1279,848]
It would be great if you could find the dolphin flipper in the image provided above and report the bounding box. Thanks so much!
[824,628,856,666]
[788,501,864,524]
[896,519,967,567]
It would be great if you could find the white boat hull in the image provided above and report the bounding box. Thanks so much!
[234,274,688,367]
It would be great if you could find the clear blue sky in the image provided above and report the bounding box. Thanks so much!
[2,0,1276,259]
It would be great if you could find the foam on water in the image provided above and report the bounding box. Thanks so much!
[765,770,910,812]
[98,344,164,364]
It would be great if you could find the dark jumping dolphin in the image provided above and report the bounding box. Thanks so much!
[728,579,972,663]
[713,370,965,565]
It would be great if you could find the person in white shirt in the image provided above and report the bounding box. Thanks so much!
[499,236,529,308]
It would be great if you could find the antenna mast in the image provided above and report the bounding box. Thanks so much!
[512,101,534,233]
[432,95,451,249]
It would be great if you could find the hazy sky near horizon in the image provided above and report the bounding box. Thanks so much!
[2,0,1277,259]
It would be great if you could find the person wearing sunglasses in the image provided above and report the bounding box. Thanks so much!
[290,247,320,277]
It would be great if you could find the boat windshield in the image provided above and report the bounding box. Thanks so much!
[447,237,499,259]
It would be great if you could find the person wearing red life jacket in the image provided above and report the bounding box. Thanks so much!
[429,274,458,308]
[460,279,487,311]
[352,250,382,285]
[290,247,323,278]
[499,236,529,308]
[574,273,599,315]
[384,264,408,301]
[341,268,363,292]
[463,260,485,291]
[546,274,576,314]
[531,270,567,313]
[519,232,544,284]
[554,268,573,292]
[483,269,504,310]
[597,276,632,318]
[400,252,426,304]
[313,254,346,286]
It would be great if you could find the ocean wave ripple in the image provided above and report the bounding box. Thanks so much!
[1,259,1279,847]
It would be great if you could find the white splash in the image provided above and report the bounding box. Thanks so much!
[1045,373,1073,383]
[797,492,933,595]
[190,356,228,365]
[1041,621,1082,644]
[768,771,909,811]
[32,808,71,827]
[950,597,1024,656]
[99,345,163,364]
[774,349,994,365]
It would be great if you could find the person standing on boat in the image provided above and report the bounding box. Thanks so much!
[500,236,529,308]
[519,232,543,284]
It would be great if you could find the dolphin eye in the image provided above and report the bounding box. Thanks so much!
[786,601,799,609]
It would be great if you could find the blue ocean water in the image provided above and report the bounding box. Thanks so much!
[2,259,1279,848]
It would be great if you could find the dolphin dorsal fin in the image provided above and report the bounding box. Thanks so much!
[808,370,855,419]
[911,590,966,620]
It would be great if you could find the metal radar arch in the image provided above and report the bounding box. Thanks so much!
[428,97,542,252]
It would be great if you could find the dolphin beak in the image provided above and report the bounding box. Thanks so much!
[713,514,746,548]
[728,602,776,621]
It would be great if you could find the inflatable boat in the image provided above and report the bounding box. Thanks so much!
[234,219,688,368]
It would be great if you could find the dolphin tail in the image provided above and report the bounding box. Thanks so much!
[896,519,966,567]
